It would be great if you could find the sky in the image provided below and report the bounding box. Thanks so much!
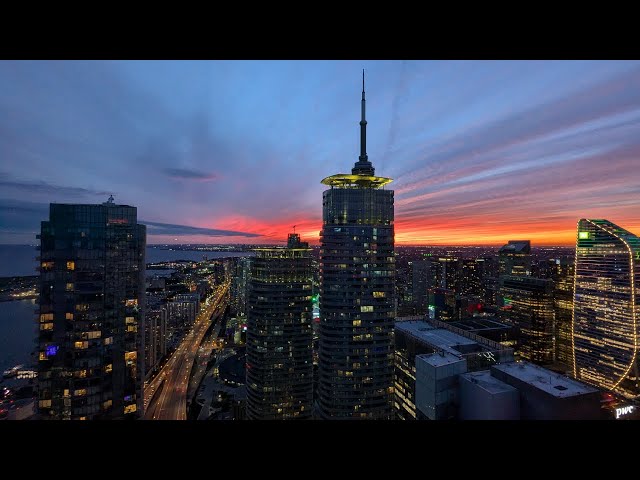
[1,60,639,246]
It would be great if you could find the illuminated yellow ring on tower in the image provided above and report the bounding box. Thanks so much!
[321,174,393,188]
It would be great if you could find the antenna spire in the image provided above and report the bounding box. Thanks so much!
[360,69,367,162]
[352,69,374,175]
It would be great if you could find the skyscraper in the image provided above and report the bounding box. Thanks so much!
[144,304,167,378]
[246,233,313,419]
[573,219,640,398]
[499,240,531,277]
[409,259,431,315]
[318,72,395,419]
[36,198,146,420]
[231,256,251,318]
[550,257,574,372]
[499,276,555,365]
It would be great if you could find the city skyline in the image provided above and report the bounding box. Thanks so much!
[2,60,640,246]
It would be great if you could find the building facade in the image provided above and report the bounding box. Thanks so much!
[36,199,146,419]
[232,256,252,318]
[318,73,395,419]
[166,293,200,334]
[246,233,313,419]
[551,257,574,372]
[409,259,431,315]
[498,240,531,277]
[144,304,167,378]
[394,319,514,420]
[573,219,640,398]
[500,276,555,365]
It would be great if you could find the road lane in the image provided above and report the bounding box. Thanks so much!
[144,279,230,420]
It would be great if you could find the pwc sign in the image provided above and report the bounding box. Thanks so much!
[615,405,635,419]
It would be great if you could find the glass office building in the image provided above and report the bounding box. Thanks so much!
[573,219,640,398]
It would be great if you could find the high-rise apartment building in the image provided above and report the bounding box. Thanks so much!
[144,304,167,378]
[573,219,640,398]
[166,293,200,334]
[246,233,313,419]
[318,72,395,419]
[232,256,252,318]
[36,199,146,419]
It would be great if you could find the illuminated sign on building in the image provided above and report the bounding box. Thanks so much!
[615,405,635,419]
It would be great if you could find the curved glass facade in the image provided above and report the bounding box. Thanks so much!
[246,235,313,419]
[318,183,395,419]
[573,219,640,398]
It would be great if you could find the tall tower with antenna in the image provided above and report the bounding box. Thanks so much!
[317,71,395,419]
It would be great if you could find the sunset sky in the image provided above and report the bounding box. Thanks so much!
[1,60,639,245]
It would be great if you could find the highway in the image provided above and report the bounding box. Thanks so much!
[144,278,230,420]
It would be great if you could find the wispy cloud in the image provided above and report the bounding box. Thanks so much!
[161,167,218,182]
[143,220,260,238]
[0,175,111,197]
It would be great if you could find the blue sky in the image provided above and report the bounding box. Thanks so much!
[1,60,639,245]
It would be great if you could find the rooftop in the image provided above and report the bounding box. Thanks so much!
[417,351,466,368]
[460,370,517,395]
[396,320,479,356]
[449,317,511,332]
[492,362,599,398]
[499,240,531,254]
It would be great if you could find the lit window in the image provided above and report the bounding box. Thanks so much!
[66,283,74,291]
[66,261,75,271]
[104,337,113,345]
[74,389,87,397]
[63,389,70,397]
[124,404,137,414]
[66,313,74,320]
[40,313,53,322]
[124,351,137,361]
[353,320,361,326]
[104,364,113,374]
[40,323,53,330]
[39,399,52,408]
[125,299,138,307]
[373,291,386,298]
[103,400,112,409]
[74,341,88,349]
[125,316,136,325]
[39,352,47,361]
[360,306,374,312]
